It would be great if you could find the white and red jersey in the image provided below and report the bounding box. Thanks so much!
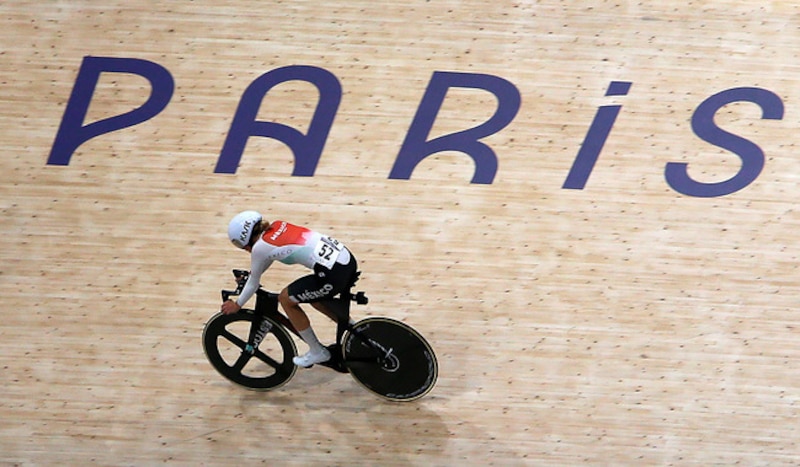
[235,221,351,306]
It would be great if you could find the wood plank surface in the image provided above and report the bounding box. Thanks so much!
[2,1,799,465]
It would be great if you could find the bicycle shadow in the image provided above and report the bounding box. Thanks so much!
[235,380,452,464]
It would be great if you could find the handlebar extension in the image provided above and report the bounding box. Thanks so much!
[221,269,251,302]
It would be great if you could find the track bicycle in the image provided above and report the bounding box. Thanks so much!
[202,269,438,401]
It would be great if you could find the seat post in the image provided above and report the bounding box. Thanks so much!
[333,292,351,345]
[333,270,361,344]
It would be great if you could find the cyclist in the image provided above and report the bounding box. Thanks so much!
[220,211,358,367]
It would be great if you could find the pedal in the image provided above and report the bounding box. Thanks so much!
[318,344,349,373]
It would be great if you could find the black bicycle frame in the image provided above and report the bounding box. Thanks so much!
[221,269,371,373]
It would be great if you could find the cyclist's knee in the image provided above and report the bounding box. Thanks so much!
[278,288,296,308]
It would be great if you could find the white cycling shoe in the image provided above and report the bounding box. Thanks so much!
[293,347,331,367]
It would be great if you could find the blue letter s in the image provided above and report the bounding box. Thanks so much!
[665,87,784,197]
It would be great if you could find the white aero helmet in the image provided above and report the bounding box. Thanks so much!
[228,210,263,249]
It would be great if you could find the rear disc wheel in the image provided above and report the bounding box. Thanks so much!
[343,317,438,401]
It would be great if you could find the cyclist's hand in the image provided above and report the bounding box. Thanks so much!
[221,300,241,315]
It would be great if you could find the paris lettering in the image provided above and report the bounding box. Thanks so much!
[47,56,785,198]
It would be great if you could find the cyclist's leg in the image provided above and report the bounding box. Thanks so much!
[293,255,357,321]
[310,301,338,322]
[278,287,312,331]
[315,255,358,321]
[282,256,358,366]
[281,276,331,366]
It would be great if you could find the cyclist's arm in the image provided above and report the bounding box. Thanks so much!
[235,247,273,307]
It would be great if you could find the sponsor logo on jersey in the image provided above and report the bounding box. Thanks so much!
[269,221,287,241]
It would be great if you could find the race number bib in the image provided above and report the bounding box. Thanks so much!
[313,236,343,269]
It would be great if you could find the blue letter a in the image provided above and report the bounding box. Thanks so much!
[215,66,341,175]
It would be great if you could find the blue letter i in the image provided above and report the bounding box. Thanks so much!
[562,81,631,190]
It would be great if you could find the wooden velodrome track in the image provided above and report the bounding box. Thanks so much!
[2,1,800,465]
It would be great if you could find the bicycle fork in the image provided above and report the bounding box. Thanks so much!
[245,314,272,355]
